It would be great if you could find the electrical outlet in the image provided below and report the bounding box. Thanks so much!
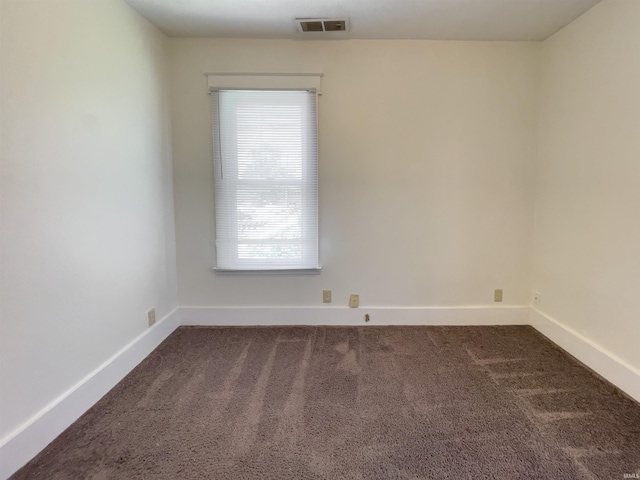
[147,308,156,326]
[533,291,541,305]
[323,290,332,303]
[494,289,503,302]
[349,294,359,308]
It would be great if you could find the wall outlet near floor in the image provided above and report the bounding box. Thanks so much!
[323,290,332,303]
[147,308,156,326]
[533,291,541,305]
[494,289,503,302]
[349,294,359,308]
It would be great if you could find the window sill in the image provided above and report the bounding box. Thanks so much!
[212,267,322,275]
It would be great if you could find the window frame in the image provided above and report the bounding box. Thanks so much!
[208,74,322,273]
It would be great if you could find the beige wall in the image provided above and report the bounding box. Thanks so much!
[0,0,177,440]
[533,0,640,372]
[169,39,539,308]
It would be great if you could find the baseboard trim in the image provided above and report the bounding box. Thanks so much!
[180,305,530,327]
[0,308,181,480]
[7,305,637,479]
[530,307,640,403]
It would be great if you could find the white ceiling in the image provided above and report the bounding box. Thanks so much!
[125,0,601,41]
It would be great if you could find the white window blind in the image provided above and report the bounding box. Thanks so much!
[211,90,319,271]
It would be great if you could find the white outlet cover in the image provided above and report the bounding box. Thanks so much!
[147,309,156,326]
[323,290,332,303]
[349,294,359,308]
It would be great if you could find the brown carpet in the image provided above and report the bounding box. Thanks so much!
[12,326,640,479]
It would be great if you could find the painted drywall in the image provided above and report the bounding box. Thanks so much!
[169,39,539,308]
[0,0,178,443]
[533,0,640,372]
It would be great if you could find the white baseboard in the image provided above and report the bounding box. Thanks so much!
[530,307,640,403]
[0,308,181,480]
[6,305,637,479]
[180,305,530,327]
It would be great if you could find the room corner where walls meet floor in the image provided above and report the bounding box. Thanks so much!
[10,322,640,479]
[0,309,182,480]
[1,305,639,479]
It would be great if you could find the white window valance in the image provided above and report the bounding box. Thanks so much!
[206,73,323,94]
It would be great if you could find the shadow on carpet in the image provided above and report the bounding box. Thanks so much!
[12,326,640,479]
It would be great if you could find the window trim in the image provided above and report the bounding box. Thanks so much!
[212,267,322,275]
[207,73,323,95]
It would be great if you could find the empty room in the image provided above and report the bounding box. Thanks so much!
[1,0,639,478]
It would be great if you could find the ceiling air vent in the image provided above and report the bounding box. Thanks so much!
[296,18,350,33]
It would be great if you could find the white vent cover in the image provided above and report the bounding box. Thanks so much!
[295,18,350,33]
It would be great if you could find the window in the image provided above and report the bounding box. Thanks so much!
[211,86,319,271]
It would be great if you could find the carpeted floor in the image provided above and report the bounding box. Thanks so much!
[12,326,640,479]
